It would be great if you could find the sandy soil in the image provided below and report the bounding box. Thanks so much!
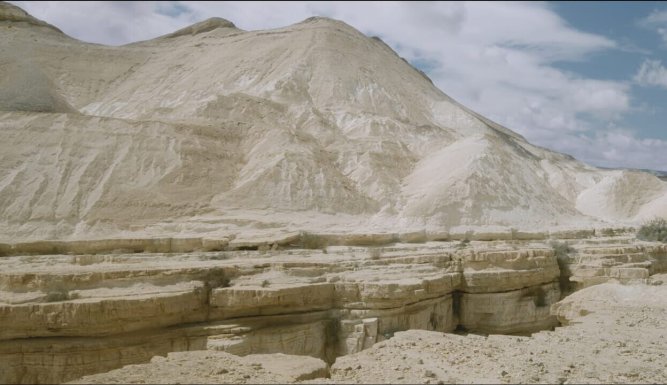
[69,351,328,384]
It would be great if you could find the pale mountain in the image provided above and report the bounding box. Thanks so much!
[1,2,665,241]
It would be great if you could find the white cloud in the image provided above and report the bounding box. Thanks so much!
[557,130,667,171]
[644,9,667,25]
[10,1,664,170]
[639,9,667,44]
[10,1,197,45]
[308,2,629,158]
[659,27,667,44]
[635,59,667,88]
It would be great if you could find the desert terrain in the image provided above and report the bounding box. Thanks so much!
[71,276,667,384]
[1,2,667,384]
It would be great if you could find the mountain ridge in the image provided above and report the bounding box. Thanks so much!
[0,2,63,33]
[1,2,666,241]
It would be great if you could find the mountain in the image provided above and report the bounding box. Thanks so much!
[1,2,666,241]
[599,167,667,182]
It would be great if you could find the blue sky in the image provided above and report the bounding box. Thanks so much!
[11,1,667,171]
[553,2,667,141]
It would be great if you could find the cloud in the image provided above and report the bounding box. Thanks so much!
[639,9,667,44]
[178,1,634,164]
[558,130,667,171]
[634,59,667,88]
[10,1,663,170]
[10,1,198,45]
[643,9,667,25]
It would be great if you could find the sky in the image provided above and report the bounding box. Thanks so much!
[10,1,667,171]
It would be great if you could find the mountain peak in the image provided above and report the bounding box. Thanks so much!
[298,15,360,29]
[0,1,63,34]
[163,17,238,39]
[301,16,341,24]
[1,4,667,240]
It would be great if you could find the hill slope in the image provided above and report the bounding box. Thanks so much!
[1,2,666,241]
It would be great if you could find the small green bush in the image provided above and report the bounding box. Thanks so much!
[300,232,328,250]
[456,239,470,249]
[203,269,231,289]
[44,287,79,302]
[599,228,619,237]
[550,240,575,259]
[636,218,667,242]
[551,241,576,296]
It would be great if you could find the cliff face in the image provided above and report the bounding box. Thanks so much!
[0,242,560,383]
[1,3,666,242]
[2,231,665,384]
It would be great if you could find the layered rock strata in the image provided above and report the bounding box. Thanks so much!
[555,238,667,294]
[1,240,560,384]
[68,277,667,384]
[3,233,667,383]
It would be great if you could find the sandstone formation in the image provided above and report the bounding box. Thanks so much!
[62,276,667,384]
[326,277,667,384]
[2,231,666,383]
[0,239,552,383]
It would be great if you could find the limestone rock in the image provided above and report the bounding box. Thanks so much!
[1,4,666,242]
[2,4,667,385]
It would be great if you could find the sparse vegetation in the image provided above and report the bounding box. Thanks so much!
[199,253,229,261]
[551,240,576,296]
[599,226,634,237]
[300,231,328,250]
[636,218,667,242]
[599,228,620,237]
[261,279,270,288]
[456,239,471,249]
[368,247,383,260]
[203,269,231,289]
[550,240,575,259]
[44,285,79,302]
[383,328,400,340]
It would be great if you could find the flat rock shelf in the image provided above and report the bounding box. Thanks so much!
[2,232,666,384]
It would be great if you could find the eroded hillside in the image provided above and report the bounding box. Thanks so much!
[2,2,667,243]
